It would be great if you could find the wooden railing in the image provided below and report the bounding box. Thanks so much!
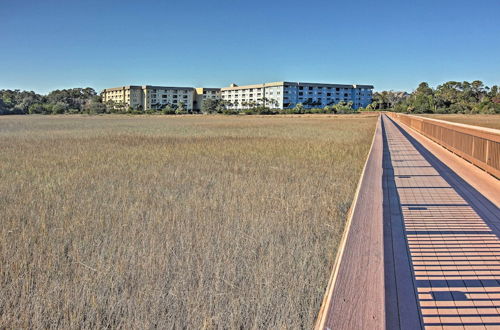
[387,113,500,178]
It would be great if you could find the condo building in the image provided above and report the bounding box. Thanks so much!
[101,85,196,110]
[221,82,373,109]
[102,81,373,110]
[194,88,221,111]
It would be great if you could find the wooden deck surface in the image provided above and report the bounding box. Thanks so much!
[316,114,500,329]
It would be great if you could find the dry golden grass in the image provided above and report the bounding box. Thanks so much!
[420,114,500,130]
[0,114,377,328]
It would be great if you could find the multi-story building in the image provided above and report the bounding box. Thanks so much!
[101,85,195,110]
[220,81,373,109]
[101,86,143,108]
[102,81,373,111]
[194,88,221,111]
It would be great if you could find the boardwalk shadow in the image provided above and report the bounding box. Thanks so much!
[388,116,499,231]
[381,115,500,329]
[381,117,424,329]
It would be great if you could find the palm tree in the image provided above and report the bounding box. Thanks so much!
[270,98,279,108]
[259,97,268,107]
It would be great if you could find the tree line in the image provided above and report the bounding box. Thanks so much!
[2,81,499,115]
[370,80,500,114]
[0,88,105,115]
[0,87,359,115]
[200,98,357,115]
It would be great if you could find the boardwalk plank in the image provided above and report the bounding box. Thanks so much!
[316,114,500,330]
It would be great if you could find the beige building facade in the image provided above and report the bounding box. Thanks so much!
[101,85,196,110]
[194,88,221,111]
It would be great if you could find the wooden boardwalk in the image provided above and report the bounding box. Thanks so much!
[317,114,500,329]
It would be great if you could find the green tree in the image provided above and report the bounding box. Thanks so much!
[175,102,187,114]
[201,98,217,114]
[83,100,106,114]
[0,98,7,114]
[293,103,304,114]
[162,104,175,114]
[52,102,69,114]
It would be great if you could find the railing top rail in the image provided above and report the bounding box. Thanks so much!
[388,112,500,142]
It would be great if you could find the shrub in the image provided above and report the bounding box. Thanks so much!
[162,105,176,115]
[222,108,239,115]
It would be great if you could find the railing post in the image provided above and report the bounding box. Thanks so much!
[485,140,490,167]
[472,135,475,159]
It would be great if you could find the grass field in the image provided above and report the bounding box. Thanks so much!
[420,114,500,130]
[0,114,377,328]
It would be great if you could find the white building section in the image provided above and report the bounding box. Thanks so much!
[221,81,373,109]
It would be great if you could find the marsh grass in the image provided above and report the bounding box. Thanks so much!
[0,114,377,328]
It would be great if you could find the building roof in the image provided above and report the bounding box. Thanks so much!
[221,81,374,91]
[101,85,142,92]
[102,82,374,93]
[143,85,194,90]
[102,85,195,93]
[220,81,284,91]
[195,87,221,92]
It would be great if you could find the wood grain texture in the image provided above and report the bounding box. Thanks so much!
[316,115,385,330]
[387,113,500,178]
[390,114,500,207]
[316,114,500,330]
[383,115,500,329]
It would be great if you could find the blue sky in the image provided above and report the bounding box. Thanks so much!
[0,0,499,94]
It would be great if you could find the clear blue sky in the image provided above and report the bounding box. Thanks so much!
[1,0,499,94]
